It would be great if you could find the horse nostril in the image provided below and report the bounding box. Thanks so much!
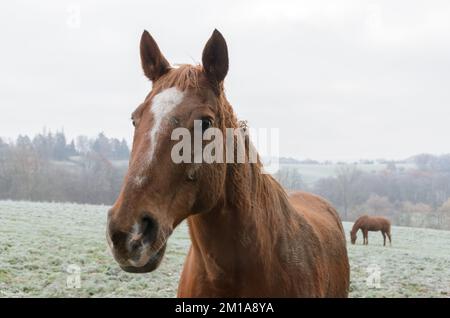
[111,231,127,247]
[129,239,142,253]
[141,215,158,244]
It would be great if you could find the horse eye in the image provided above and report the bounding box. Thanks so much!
[131,119,136,127]
[201,118,213,132]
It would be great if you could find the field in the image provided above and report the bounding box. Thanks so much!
[1,200,450,298]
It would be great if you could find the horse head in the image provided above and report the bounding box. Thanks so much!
[106,30,232,273]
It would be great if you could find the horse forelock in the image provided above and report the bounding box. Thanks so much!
[152,64,203,93]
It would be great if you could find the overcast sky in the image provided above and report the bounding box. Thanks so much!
[1,0,449,160]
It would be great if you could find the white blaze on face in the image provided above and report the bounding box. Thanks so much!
[148,87,185,163]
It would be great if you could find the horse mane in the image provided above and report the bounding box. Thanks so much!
[215,77,297,266]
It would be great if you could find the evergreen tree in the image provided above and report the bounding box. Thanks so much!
[16,135,33,150]
[119,139,130,159]
[54,131,68,160]
[92,133,112,158]
[66,140,78,157]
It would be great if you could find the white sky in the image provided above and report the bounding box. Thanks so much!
[1,0,450,160]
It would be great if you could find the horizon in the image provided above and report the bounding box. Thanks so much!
[1,128,447,163]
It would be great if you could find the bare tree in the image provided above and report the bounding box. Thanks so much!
[274,167,307,191]
[335,165,362,220]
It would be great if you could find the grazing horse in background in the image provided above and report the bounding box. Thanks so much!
[106,29,350,297]
[350,215,392,246]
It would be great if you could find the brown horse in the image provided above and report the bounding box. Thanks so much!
[350,215,392,246]
[106,29,350,297]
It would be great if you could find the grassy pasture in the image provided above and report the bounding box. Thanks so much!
[0,200,449,297]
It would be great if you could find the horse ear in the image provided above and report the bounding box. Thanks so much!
[202,29,229,92]
[140,30,170,81]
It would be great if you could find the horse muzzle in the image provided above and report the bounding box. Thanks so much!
[106,211,171,273]
[119,243,167,273]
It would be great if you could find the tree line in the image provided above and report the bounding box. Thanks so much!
[10,129,130,161]
[275,154,450,230]
[0,131,129,204]
[1,132,450,230]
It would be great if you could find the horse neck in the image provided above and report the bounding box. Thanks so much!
[351,221,362,233]
[187,97,297,278]
[187,160,296,276]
